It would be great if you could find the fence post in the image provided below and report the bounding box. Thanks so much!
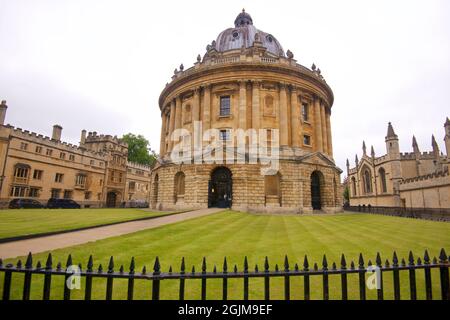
[264,257,270,300]
[243,256,249,300]
[424,250,432,300]
[201,257,207,300]
[43,253,53,300]
[222,257,228,300]
[284,255,290,300]
[408,251,417,300]
[303,255,310,300]
[322,255,329,300]
[358,253,366,300]
[85,255,93,300]
[152,257,161,300]
[341,254,348,300]
[376,253,384,300]
[106,256,114,300]
[127,257,135,300]
[22,253,33,301]
[2,265,12,301]
[179,257,185,300]
[392,252,400,300]
[439,249,449,300]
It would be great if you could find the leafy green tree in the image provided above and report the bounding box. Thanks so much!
[343,185,350,203]
[121,133,157,167]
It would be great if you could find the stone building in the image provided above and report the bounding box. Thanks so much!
[150,10,343,213]
[347,119,450,209]
[0,100,151,208]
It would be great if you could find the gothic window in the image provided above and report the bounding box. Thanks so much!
[75,174,86,187]
[363,169,372,194]
[220,96,231,116]
[351,177,357,196]
[379,167,387,193]
[264,95,274,115]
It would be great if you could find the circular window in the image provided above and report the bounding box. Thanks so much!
[233,31,239,38]
[268,36,273,42]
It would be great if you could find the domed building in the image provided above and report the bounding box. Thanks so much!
[151,10,342,213]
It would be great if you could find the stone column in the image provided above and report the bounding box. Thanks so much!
[175,96,182,130]
[203,84,211,131]
[320,100,328,154]
[313,96,323,152]
[193,87,200,122]
[251,80,260,130]
[167,100,176,152]
[326,107,333,156]
[279,83,289,146]
[239,80,247,130]
[290,87,301,148]
[159,110,167,155]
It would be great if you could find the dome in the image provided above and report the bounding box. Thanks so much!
[215,9,285,57]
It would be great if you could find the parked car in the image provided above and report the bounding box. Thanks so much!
[127,199,149,208]
[9,198,45,209]
[47,198,81,209]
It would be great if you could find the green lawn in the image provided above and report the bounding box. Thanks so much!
[1,210,449,300]
[0,208,176,240]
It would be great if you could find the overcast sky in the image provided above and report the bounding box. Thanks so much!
[1,0,449,177]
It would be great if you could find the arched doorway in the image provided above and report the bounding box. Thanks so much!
[208,167,232,208]
[311,171,323,210]
[106,191,117,208]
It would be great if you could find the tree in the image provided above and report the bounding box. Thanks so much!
[121,133,157,167]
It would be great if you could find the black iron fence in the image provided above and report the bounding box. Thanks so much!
[1,249,449,300]
[345,205,450,222]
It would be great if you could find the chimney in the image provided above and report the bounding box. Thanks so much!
[0,100,8,125]
[52,124,62,141]
[80,129,86,145]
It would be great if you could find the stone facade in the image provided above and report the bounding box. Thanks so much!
[151,10,343,213]
[0,100,151,208]
[347,119,450,209]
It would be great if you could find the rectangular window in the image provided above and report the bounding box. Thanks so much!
[75,174,86,187]
[10,186,27,197]
[69,154,75,161]
[20,142,28,150]
[302,103,309,122]
[219,96,231,116]
[303,135,311,146]
[35,146,42,153]
[63,190,73,199]
[60,152,66,160]
[46,149,53,156]
[33,169,43,180]
[90,160,95,166]
[55,173,64,183]
[119,173,123,183]
[219,129,231,141]
[129,181,136,191]
[29,187,40,198]
[51,188,61,199]
[84,191,92,200]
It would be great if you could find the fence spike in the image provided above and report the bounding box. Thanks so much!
[341,254,347,269]
[191,266,195,274]
[401,258,406,267]
[78,263,82,271]
[392,251,399,267]
[45,253,53,270]
[56,262,61,271]
[332,262,337,270]
[284,255,289,271]
[108,256,114,273]
[417,257,422,265]
[255,264,259,272]
[129,257,135,274]
[142,266,147,274]
[439,248,448,263]
[432,257,437,264]
[36,261,42,269]
[223,257,228,272]
[169,265,173,273]
[153,256,161,274]
[264,256,269,272]
[0,258,2,266]
[376,252,382,267]
[234,264,238,273]
[119,265,124,273]
[244,256,249,273]
[367,260,372,267]
[303,255,309,270]
[25,252,33,269]
[275,264,279,272]
[408,251,414,265]
[201,257,206,273]
[98,264,103,273]
[313,263,318,271]
[322,255,328,270]
[66,254,72,269]
[424,250,430,264]
[294,263,299,271]
[213,265,217,273]
[358,253,364,269]
[87,255,93,272]
[350,261,355,270]
[385,259,390,267]
[180,257,185,273]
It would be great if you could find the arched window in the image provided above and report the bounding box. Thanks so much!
[264,95,274,115]
[183,104,192,124]
[363,169,372,194]
[379,167,387,193]
[351,177,357,196]
[174,172,185,203]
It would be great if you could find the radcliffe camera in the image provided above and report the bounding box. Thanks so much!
[0,0,449,313]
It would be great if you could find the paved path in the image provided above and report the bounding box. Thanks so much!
[0,208,223,259]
